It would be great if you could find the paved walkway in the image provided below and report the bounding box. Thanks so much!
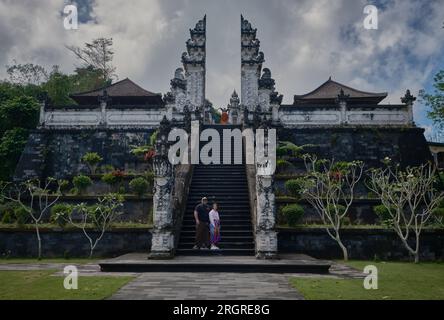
[0,260,364,300]
[110,272,305,300]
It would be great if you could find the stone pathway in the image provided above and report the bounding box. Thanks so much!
[109,272,304,300]
[0,259,365,300]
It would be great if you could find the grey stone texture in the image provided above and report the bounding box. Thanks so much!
[15,128,156,180]
[2,228,443,261]
[0,229,151,258]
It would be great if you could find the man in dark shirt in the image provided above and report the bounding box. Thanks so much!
[193,197,210,249]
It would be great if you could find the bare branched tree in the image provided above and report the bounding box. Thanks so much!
[6,60,49,85]
[298,155,364,261]
[367,160,443,263]
[1,178,61,259]
[66,193,124,258]
[66,38,117,83]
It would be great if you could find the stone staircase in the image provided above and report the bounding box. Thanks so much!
[176,163,255,256]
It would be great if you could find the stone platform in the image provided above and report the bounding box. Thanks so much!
[99,253,331,274]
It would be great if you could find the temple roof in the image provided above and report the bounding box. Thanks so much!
[293,78,388,105]
[70,78,163,106]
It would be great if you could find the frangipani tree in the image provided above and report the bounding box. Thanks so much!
[298,155,364,261]
[367,159,443,263]
[66,193,124,258]
[1,178,61,259]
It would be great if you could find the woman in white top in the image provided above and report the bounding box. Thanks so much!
[209,203,221,250]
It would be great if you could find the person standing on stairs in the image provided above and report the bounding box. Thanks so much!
[193,197,211,250]
[209,202,221,250]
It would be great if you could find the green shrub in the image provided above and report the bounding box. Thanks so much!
[81,152,103,174]
[285,179,304,197]
[59,179,70,194]
[0,202,16,222]
[342,216,352,226]
[276,159,293,173]
[149,130,158,147]
[432,207,444,223]
[13,206,29,225]
[373,204,394,225]
[129,177,149,197]
[100,164,115,174]
[0,203,29,224]
[144,171,154,186]
[72,175,92,195]
[1,211,14,224]
[281,204,304,227]
[50,203,72,227]
[276,141,304,158]
[102,173,118,185]
[326,204,346,216]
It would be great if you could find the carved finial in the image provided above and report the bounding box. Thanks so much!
[241,15,257,35]
[241,15,264,65]
[183,17,206,67]
[230,90,240,105]
[190,15,206,35]
[336,88,350,103]
[174,68,184,80]
[98,89,111,104]
[401,89,416,104]
[259,68,275,90]
[262,68,271,79]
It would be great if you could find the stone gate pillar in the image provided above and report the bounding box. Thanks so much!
[255,173,278,259]
[149,117,175,259]
[254,119,278,259]
[401,89,416,125]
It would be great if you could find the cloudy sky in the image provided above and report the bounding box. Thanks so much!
[0,0,443,135]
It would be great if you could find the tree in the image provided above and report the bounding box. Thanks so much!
[0,178,62,259]
[6,61,48,85]
[70,66,109,93]
[43,66,75,106]
[0,128,29,181]
[66,38,117,83]
[367,160,443,263]
[0,95,39,132]
[66,193,124,258]
[298,155,364,261]
[420,70,444,128]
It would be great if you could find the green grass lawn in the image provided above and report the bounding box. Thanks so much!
[0,258,96,264]
[0,270,133,300]
[291,261,444,300]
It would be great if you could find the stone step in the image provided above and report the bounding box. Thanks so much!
[180,230,253,237]
[175,249,256,256]
[181,225,252,231]
[179,236,254,243]
[182,214,251,219]
[99,253,332,273]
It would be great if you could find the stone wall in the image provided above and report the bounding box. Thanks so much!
[276,198,380,225]
[278,228,444,261]
[15,128,156,180]
[2,227,442,261]
[0,228,151,258]
[279,105,411,127]
[278,126,431,168]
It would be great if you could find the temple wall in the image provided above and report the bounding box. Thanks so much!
[278,126,432,168]
[15,128,156,180]
[278,228,444,261]
[42,107,165,128]
[1,227,443,260]
[279,105,411,127]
